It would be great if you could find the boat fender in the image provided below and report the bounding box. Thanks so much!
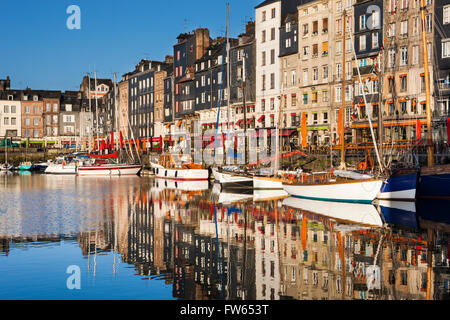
[359,162,368,171]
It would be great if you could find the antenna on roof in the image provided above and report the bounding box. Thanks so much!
[184,18,188,33]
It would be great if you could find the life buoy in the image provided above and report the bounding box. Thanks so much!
[359,162,368,171]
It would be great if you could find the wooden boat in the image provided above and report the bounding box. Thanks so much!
[77,151,142,176]
[283,172,383,204]
[151,153,209,181]
[415,5,450,200]
[212,167,253,191]
[417,164,450,200]
[377,170,418,201]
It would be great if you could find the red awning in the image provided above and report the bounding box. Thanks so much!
[258,115,265,122]
[236,119,242,125]
[247,118,254,124]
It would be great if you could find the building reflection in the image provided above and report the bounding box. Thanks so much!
[0,174,448,300]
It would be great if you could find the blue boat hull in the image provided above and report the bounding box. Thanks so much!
[377,173,418,201]
[417,165,450,199]
[18,165,32,171]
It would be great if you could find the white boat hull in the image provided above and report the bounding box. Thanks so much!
[253,176,284,190]
[283,179,383,204]
[152,164,209,181]
[282,197,383,227]
[45,164,77,175]
[77,164,142,176]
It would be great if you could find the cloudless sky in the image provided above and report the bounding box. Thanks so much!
[0,0,261,92]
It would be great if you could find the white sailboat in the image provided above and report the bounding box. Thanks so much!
[282,11,384,204]
[77,72,142,176]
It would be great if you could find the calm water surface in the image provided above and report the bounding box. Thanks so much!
[0,173,449,300]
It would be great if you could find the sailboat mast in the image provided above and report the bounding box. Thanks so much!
[95,71,100,153]
[88,72,92,153]
[420,0,434,167]
[226,3,231,132]
[341,11,347,169]
[243,56,248,165]
[114,72,120,163]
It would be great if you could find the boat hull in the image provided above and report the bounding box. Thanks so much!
[45,164,77,175]
[77,164,142,176]
[155,178,209,191]
[417,165,450,200]
[283,179,383,204]
[253,176,284,190]
[377,173,418,201]
[19,165,32,171]
[153,166,209,181]
[213,169,253,191]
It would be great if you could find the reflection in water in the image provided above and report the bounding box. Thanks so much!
[0,174,449,300]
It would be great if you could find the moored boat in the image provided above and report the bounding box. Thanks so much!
[151,153,209,181]
[18,162,32,171]
[45,156,83,175]
[77,151,142,176]
[283,171,383,204]
[377,170,418,201]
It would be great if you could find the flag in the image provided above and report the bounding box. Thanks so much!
[111,132,114,149]
[119,131,124,149]
[416,120,422,140]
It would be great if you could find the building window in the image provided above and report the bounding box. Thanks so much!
[372,32,379,48]
[388,23,396,38]
[262,10,266,22]
[303,93,308,105]
[262,30,266,43]
[444,5,450,25]
[271,27,275,40]
[270,73,275,89]
[323,65,328,80]
[359,35,366,51]
[400,20,408,36]
[359,15,367,30]
[400,75,408,91]
[286,22,291,32]
[271,8,276,19]
[303,24,309,36]
[442,39,450,58]
[270,49,275,64]
[291,70,297,85]
[400,47,408,65]
[313,68,318,81]
[335,86,342,102]
[286,38,291,48]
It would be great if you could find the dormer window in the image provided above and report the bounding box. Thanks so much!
[23,95,28,101]
[7,95,13,101]
[33,95,38,101]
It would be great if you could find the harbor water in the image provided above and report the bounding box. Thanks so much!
[0,173,449,300]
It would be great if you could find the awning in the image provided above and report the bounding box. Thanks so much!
[165,123,171,129]
[247,118,254,124]
[258,115,265,122]
[176,120,183,127]
[290,113,297,116]
[236,119,243,125]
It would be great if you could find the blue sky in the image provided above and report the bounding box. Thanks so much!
[0,0,260,91]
